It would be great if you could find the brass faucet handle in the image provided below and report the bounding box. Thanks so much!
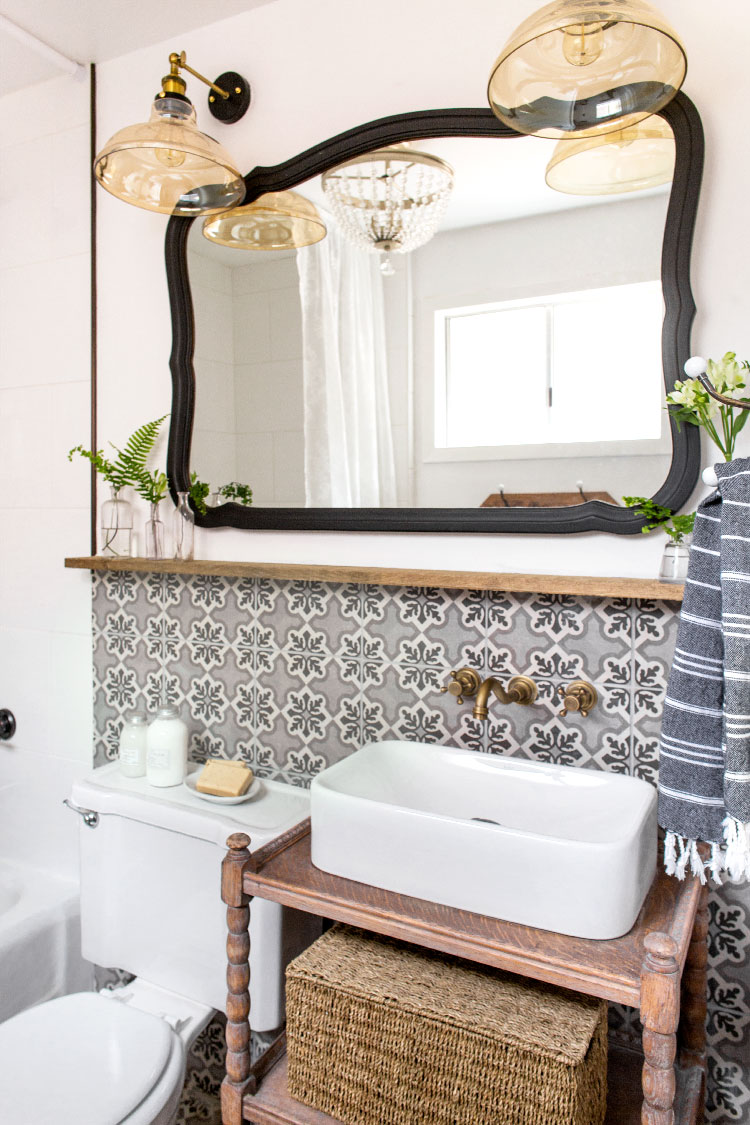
[440,667,481,705]
[507,675,538,706]
[558,681,598,718]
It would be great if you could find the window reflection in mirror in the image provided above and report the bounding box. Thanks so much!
[187,132,672,510]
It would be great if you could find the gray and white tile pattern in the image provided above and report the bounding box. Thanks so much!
[91,573,749,1121]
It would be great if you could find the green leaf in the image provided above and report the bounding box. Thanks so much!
[189,472,210,515]
[220,481,253,506]
[110,415,167,486]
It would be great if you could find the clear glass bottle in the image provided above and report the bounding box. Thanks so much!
[659,539,690,583]
[101,486,133,557]
[144,500,165,559]
[173,491,195,560]
[118,710,148,778]
[146,706,188,787]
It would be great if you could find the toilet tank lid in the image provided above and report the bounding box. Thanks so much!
[71,762,310,849]
[0,992,174,1125]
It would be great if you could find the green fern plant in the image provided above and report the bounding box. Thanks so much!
[69,416,168,496]
[189,475,253,510]
[110,416,167,483]
[623,496,696,544]
[220,481,253,506]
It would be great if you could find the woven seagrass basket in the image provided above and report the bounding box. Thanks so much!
[286,924,607,1125]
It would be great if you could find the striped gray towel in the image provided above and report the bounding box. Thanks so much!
[658,459,750,884]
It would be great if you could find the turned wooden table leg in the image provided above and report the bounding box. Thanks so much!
[641,932,680,1125]
[221,832,253,1125]
[679,879,709,1115]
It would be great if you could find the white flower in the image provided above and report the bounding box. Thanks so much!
[707,351,746,393]
[666,378,718,417]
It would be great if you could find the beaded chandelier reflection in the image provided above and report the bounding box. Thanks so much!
[202,191,327,250]
[94,51,249,216]
[488,0,687,139]
[545,115,674,194]
[321,146,454,274]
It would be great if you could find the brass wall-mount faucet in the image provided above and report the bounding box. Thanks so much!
[441,668,538,719]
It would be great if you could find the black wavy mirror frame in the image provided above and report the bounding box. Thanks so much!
[165,93,702,535]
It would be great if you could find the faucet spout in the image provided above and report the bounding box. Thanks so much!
[472,675,537,720]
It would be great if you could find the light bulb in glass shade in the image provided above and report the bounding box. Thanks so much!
[94,95,244,215]
[561,23,604,66]
[487,0,687,139]
[156,147,186,168]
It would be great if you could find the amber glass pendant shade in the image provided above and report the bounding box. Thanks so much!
[545,114,674,194]
[94,95,245,216]
[488,0,687,139]
[202,191,327,250]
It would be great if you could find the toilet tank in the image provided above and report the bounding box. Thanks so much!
[70,764,320,1032]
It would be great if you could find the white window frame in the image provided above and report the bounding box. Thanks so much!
[427,282,671,465]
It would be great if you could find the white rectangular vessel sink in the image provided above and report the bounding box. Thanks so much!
[310,740,657,940]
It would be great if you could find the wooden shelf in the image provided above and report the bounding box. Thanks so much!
[65,556,684,601]
[241,1047,703,1125]
[241,828,701,1008]
[222,824,706,1125]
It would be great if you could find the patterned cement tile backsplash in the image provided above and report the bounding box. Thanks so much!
[91,572,750,1122]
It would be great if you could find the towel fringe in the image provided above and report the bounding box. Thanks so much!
[662,823,750,886]
[723,816,750,883]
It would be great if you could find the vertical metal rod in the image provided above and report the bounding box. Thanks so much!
[90,62,98,555]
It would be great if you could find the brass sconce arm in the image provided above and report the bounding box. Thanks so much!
[167,51,230,100]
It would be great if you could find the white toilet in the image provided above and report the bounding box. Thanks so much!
[0,762,319,1124]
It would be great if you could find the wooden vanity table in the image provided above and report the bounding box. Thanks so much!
[220,821,707,1125]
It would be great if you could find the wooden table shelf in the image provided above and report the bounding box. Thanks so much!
[65,555,684,602]
[219,822,708,1125]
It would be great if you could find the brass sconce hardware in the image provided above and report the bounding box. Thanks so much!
[93,49,250,216]
[440,668,482,705]
[473,675,538,720]
[558,681,598,718]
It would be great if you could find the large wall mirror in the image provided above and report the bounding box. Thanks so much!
[166,95,702,534]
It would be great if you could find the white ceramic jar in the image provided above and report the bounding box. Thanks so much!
[118,711,148,778]
[146,706,188,787]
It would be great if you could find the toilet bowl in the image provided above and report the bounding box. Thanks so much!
[0,764,318,1124]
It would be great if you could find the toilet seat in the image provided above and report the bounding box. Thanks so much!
[0,992,185,1124]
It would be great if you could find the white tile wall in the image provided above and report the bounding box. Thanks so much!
[0,72,93,768]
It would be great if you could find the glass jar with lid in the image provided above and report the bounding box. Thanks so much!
[118,710,148,778]
[146,706,188,787]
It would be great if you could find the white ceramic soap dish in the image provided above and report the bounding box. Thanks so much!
[183,769,262,805]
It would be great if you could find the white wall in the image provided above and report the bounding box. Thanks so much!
[0,73,93,767]
[95,0,750,577]
[232,253,305,507]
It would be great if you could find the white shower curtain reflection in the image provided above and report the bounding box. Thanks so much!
[297,222,397,507]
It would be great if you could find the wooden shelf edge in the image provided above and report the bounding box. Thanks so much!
[65,556,684,601]
[240,874,641,1007]
[241,1046,704,1125]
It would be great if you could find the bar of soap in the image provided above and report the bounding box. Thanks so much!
[196,759,255,797]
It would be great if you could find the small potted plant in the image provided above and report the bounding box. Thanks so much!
[623,497,696,583]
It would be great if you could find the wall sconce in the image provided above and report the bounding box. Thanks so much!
[544,114,674,195]
[94,51,251,216]
[487,0,686,139]
[202,191,327,250]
